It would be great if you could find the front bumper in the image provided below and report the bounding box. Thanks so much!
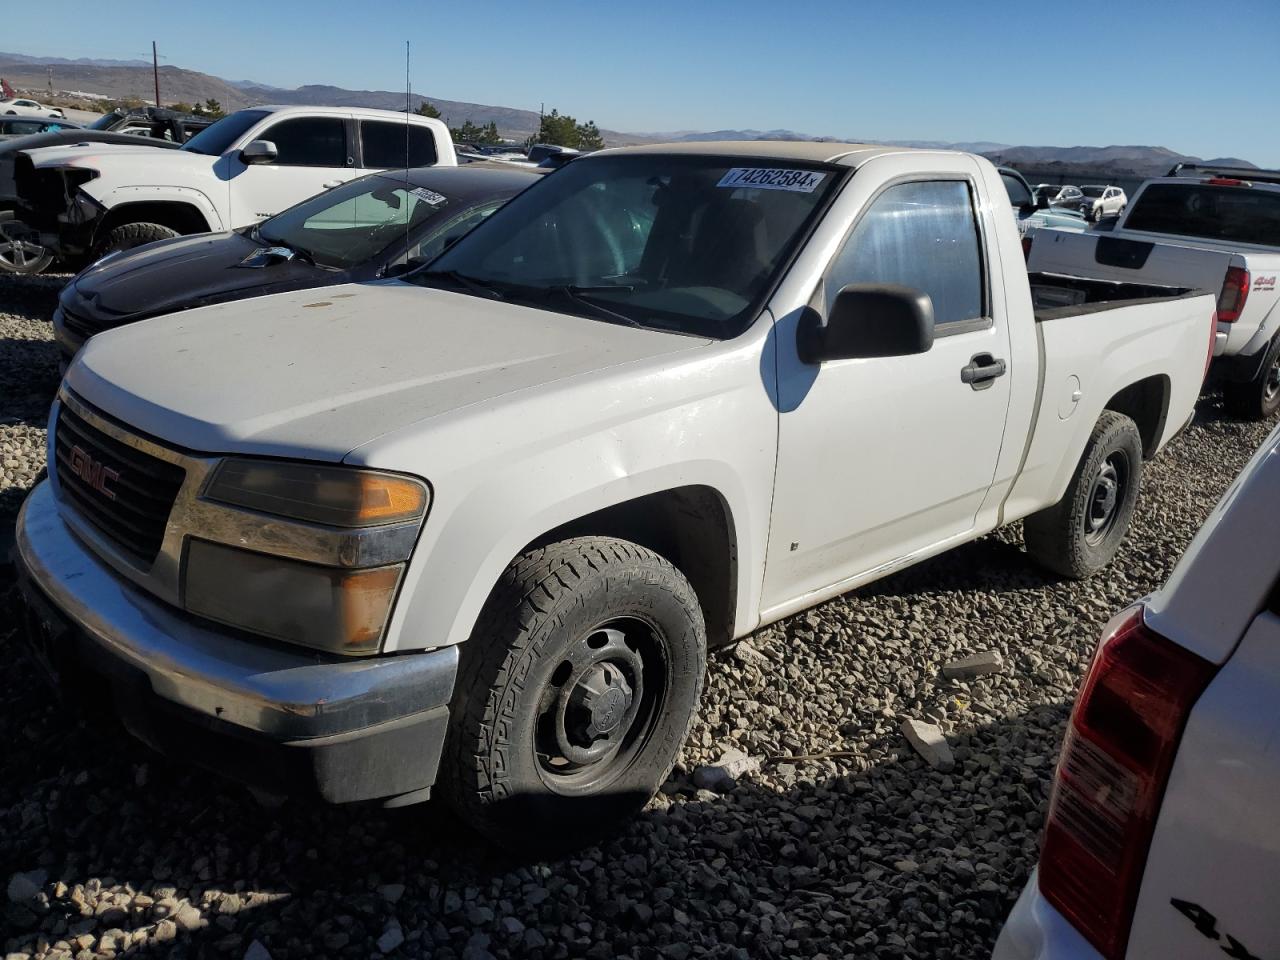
[13,480,458,804]
[51,304,85,360]
[993,870,1104,960]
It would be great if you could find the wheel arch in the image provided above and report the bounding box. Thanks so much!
[523,485,740,647]
[96,199,213,239]
[1104,374,1170,459]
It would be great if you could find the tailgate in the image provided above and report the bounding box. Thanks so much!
[1029,229,1233,295]
[1124,609,1280,959]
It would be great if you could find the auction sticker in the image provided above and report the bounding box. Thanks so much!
[718,167,827,193]
[410,187,448,206]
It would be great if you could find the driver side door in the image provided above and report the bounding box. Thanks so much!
[229,115,356,228]
[762,154,1013,613]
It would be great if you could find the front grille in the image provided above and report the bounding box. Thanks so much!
[53,404,186,566]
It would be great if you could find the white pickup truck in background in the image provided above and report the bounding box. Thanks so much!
[15,141,1215,850]
[1028,165,1280,418]
[995,418,1280,960]
[13,105,456,262]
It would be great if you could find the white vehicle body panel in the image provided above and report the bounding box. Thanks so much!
[762,151,1017,612]
[22,105,456,234]
[997,422,1280,960]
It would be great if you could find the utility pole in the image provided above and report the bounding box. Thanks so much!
[152,41,160,107]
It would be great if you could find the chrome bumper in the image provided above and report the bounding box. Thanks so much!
[15,480,458,742]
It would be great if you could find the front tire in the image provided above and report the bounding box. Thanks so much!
[1223,335,1280,421]
[0,212,53,275]
[92,221,180,261]
[1024,411,1144,579]
[442,537,707,852]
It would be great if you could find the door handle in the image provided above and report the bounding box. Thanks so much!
[322,180,342,189]
[960,353,1007,390]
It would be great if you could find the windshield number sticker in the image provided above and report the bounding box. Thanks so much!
[410,187,448,206]
[717,167,827,193]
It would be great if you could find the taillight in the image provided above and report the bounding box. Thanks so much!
[1217,266,1250,323]
[1206,177,1248,186]
[1021,234,1033,261]
[1038,604,1217,960]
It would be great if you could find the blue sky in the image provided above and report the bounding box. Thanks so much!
[5,0,1278,165]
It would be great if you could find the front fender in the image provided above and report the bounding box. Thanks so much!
[89,184,224,232]
[350,339,778,654]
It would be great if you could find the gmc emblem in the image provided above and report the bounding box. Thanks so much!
[68,445,120,501]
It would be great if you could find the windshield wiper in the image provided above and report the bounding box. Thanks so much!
[540,284,642,328]
[416,269,505,300]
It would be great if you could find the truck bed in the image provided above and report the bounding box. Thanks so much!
[1029,270,1206,321]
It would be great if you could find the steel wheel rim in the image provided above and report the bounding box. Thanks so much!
[532,617,665,795]
[1083,450,1128,546]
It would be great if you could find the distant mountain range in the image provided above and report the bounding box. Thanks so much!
[0,51,1261,172]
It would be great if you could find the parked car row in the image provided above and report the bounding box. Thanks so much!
[1035,181,1128,221]
[6,121,1280,960]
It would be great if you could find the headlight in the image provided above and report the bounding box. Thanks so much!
[185,539,402,654]
[205,459,428,526]
[188,461,430,654]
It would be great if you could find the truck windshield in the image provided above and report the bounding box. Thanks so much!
[182,110,270,156]
[414,154,844,339]
[1124,183,1280,247]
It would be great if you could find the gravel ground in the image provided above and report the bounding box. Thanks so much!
[0,268,1274,960]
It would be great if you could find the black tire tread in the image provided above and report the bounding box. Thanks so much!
[1024,410,1143,579]
[440,536,705,848]
[93,221,180,260]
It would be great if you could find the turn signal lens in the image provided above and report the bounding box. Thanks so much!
[205,459,428,527]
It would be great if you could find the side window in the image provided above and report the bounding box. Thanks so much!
[826,179,984,328]
[1000,173,1033,208]
[360,121,438,168]
[260,117,347,167]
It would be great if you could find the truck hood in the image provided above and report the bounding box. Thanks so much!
[24,142,206,170]
[66,282,710,461]
[66,230,332,325]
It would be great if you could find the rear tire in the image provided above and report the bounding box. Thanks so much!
[1223,335,1280,421]
[1024,411,1144,579]
[91,221,180,261]
[442,536,706,853]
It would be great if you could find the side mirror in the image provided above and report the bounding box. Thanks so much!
[1035,192,1051,210]
[798,283,935,363]
[240,139,278,164]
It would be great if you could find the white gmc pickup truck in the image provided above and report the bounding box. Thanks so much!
[13,105,456,262]
[1028,165,1280,419]
[15,142,1216,849]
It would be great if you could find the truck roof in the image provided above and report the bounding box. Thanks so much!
[252,104,446,124]
[595,140,921,166]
